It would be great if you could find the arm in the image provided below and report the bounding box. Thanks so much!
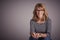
[46,18,52,37]
[30,19,36,38]
[30,20,41,38]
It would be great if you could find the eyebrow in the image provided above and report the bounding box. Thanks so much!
[37,10,44,11]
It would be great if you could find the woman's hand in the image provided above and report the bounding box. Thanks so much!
[32,33,37,38]
[36,33,41,38]
[35,33,47,38]
[32,33,40,39]
[32,33,47,38]
[41,33,47,38]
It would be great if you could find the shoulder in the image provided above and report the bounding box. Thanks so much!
[47,17,52,23]
[30,19,35,23]
[48,17,51,21]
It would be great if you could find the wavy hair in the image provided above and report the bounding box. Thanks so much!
[32,3,48,22]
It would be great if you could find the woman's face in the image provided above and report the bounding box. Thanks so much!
[36,7,45,19]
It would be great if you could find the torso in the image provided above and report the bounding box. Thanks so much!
[32,19,47,33]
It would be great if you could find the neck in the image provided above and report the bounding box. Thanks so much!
[38,17,45,21]
[37,17,45,23]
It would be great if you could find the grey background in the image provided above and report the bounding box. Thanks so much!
[0,0,60,40]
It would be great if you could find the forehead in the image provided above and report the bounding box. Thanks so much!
[36,7,44,10]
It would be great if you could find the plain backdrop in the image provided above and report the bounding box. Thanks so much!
[0,0,60,40]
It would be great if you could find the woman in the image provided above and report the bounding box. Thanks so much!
[29,3,52,40]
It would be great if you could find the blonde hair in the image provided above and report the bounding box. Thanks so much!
[32,3,48,22]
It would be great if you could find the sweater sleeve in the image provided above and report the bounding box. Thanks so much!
[46,18,52,37]
[30,19,35,35]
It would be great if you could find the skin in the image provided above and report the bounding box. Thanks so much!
[32,7,47,39]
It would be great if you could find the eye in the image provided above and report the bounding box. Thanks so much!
[37,10,40,11]
[36,10,40,11]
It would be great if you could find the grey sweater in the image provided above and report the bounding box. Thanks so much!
[30,17,51,36]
